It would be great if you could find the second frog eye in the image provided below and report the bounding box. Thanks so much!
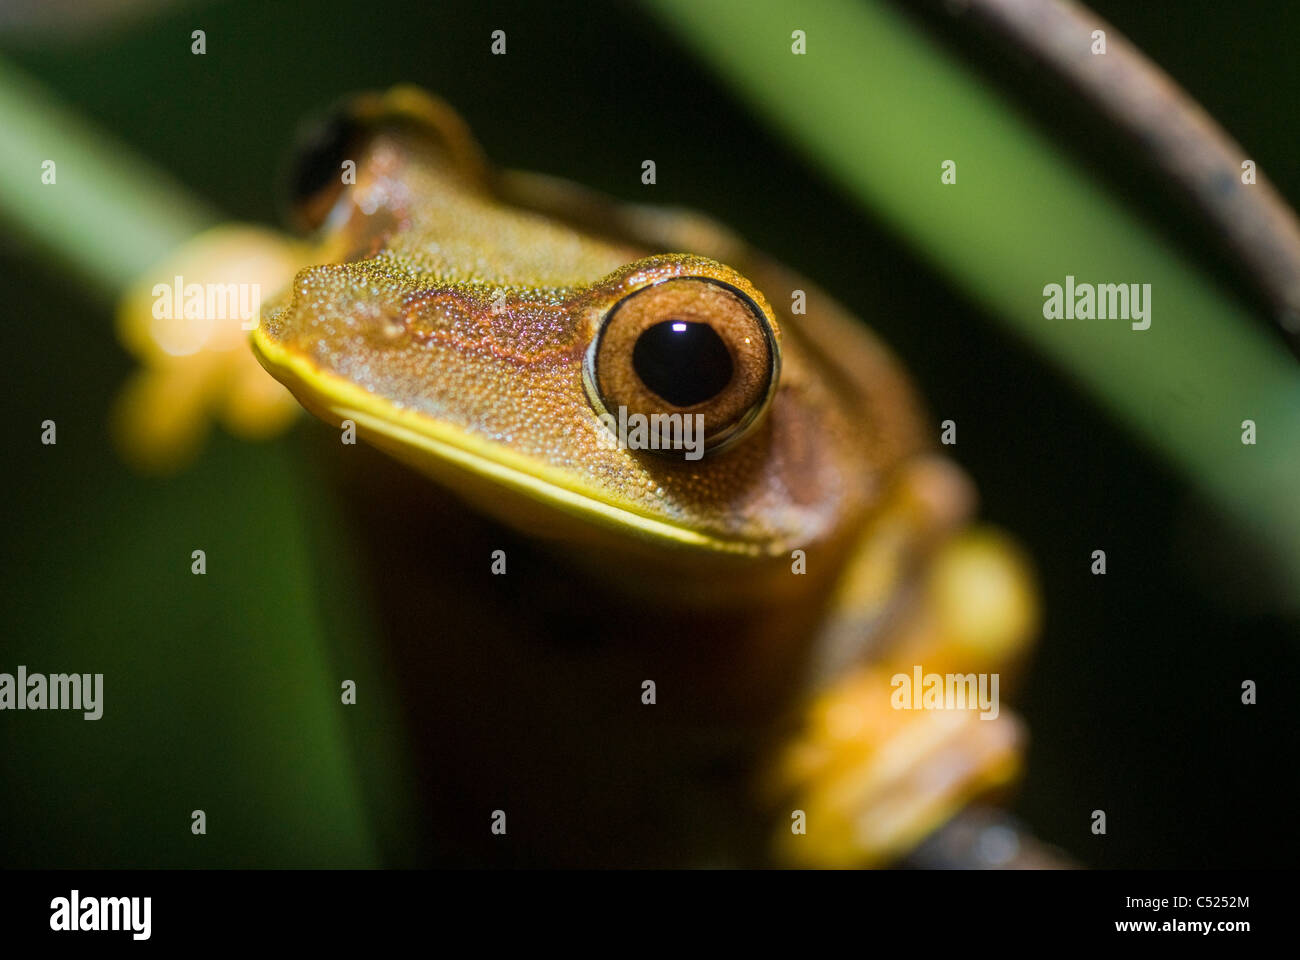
[283,101,367,234]
[585,277,780,456]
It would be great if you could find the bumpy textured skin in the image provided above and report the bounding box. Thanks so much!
[255,89,929,578]
[251,88,1036,868]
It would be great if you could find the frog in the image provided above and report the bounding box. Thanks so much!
[250,86,1041,868]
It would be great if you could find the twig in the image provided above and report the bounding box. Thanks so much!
[946,0,1300,353]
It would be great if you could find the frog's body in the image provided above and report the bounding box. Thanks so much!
[252,88,1038,867]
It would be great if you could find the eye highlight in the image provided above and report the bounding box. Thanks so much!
[632,319,734,407]
[584,277,779,456]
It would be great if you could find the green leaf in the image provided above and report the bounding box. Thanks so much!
[643,0,1300,592]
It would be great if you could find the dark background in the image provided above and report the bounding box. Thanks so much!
[1,0,1296,868]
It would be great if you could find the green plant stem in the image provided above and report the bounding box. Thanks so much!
[0,54,420,864]
[0,55,216,300]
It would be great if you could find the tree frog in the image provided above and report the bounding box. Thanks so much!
[251,87,1040,868]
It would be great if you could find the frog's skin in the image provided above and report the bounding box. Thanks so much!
[252,88,1039,868]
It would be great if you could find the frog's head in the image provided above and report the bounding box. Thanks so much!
[253,89,922,598]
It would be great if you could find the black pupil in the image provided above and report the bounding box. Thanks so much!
[631,320,734,407]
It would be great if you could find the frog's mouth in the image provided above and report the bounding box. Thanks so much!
[250,326,773,559]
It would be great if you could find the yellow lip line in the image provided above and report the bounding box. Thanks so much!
[251,329,762,556]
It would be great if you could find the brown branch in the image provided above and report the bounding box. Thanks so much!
[942,0,1300,355]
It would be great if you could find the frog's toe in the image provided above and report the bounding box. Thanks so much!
[764,662,1026,868]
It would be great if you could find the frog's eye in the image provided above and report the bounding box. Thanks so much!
[283,105,366,233]
[585,277,779,456]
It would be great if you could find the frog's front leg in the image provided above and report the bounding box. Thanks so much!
[763,456,1040,868]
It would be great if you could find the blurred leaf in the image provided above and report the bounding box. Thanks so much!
[1,422,419,866]
[644,0,1300,595]
[0,55,213,301]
